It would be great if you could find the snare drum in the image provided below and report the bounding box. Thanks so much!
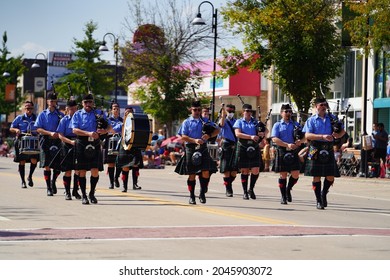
[122,113,152,150]
[20,135,40,155]
[108,134,121,155]
[207,143,219,161]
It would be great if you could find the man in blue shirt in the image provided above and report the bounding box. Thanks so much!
[271,104,303,204]
[71,93,110,205]
[302,97,346,209]
[218,104,238,197]
[10,101,39,188]
[233,104,266,200]
[35,92,65,196]
[56,99,81,200]
[175,101,220,205]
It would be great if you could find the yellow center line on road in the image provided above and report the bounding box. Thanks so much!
[99,188,297,225]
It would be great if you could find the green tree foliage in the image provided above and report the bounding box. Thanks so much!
[343,0,390,56]
[121,0,213,128]
[0,32,27,116]
[220,0,345,113]
[55,21,112,104]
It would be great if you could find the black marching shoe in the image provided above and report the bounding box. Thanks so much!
[51,182,57,194]
[321,192,328,208]
[122,188,127,193]
[316,201,324,210]
[114,178,120,188]
[243,192,249,200]
[27,176,34,187]
[281,197,288,205]
[47,188,53,196]
[21,182,27,188]
[65,193,72,200]
[189,196,196,205]
[109,183,114,189]
[72,189,81,200]
[226,186,233,197]
[82,196,89,205]
[248,189,256,200]
[199,193,206,204]
[89,194,98,204]
[133,183,142,190]
[286,188,292,202]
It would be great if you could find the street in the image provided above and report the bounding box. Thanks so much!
[0,156,390,260]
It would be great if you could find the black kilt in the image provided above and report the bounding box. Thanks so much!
[175,143,218,175]
[116,144,144,169]
[273,147,301,173]
[13,137,40,163]
[235,140,262,169]
[39,137,62,169]
[102,135,120,164]
[219,140,238,173]
[59,141,76,172]
[75,137,102,171]
[304,142,340,177]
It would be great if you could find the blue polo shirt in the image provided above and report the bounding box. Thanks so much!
[71,108,107,132]
[233,117,257,135]
[177,116,203,142]
[56,115,76,138]
[35,108,64,132]
[302,114,333,136]
[220,118,236,142]
[271,119,300,143]
[108,116,123,134]
[11,113,37,134]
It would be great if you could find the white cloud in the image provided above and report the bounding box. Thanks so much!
[10,42,48,59]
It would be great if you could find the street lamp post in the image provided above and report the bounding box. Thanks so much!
[192,1,218,121]
[31,53,48,106]
[99,33,119,103]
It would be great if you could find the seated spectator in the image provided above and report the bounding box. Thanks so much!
[0,140,9,157]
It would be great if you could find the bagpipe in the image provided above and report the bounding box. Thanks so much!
[84,77,109,130]
[292,112,305,141]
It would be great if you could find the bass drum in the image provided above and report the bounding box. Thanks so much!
[122,112,152,150]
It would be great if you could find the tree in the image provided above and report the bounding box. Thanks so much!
[0,31,27,117]
[343,0,390,57]
[219,0,345,113]
[55,20,113,104]
[121,0,220,131]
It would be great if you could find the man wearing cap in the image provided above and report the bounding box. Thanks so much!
[71,93,110,204]
[218,104,238,197]
[175,101,220,204]
[10,101,39,188]
[233,104,266,200]
[56,99,80,200]
[302,97,346,209]
[35,92,64,196]
[104,102,123,189]
[271,104,303,204]
[116,106,144,192]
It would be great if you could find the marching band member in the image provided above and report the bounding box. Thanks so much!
[10,101,39,188]
[302,97,346,209]
[174,101,220,205]
[35,92,64,196]
[104,102,123,189]
[233,104,266,200]
[56,99,80,200]
[71,93,110,204]
[116,106,143,192]
[271,104,302,204]
[218,104,238,197]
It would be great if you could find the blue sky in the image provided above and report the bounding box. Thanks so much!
[0,0,235,63]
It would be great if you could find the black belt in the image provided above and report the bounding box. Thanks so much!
[238,139,256,146]
[185,143,206,149]
[311,141,333,151]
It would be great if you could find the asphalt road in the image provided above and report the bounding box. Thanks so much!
[1,156,390,260]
